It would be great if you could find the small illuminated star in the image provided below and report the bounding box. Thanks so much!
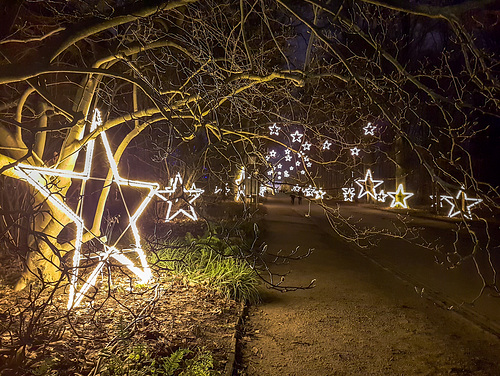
[314,189,326,200]
[355,169,383,200]
[284,171,290,178]
[387,184,413,208]
[285,154,292,162]
[350,147,361,156]
[303,185,315,197]
[291,131,303,143]
[269,123,281,136]
[277,164,282,169]
[269,150,277,158]
[285,149,291,155]
[363,122,376,136]
[159,173,204,222]
[306,162,312,168]
[377,190,388,202]
[289,166,294,171]
[442,189,482,219]
[292,185,301,192]
[300,170,306,175]
[302,141,312,151]
[267,170,273,175]
[342,187,355,202]
[322,140,332,150]
[296,161,301,166]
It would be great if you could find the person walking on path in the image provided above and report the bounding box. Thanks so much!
[298,191,303,205]
[290,193,296,205]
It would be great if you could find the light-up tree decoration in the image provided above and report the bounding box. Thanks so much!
[342,187,355,202]
[159,173,204,222]
[295,161,301,166]
[377,190,388,202]
[269,123,281,136]
[322,140,332,150]
[292,185,301,192]
[302,141,312,151]
[291,131,303,143]
[15,109,157,309]
[306,162,312,168]
[355,169,384,200]
[269,150,277,158]
[363,122,376,136]
[284,171,290,178]
[350,147,361,156]
[387,184,413,208]
[285,154,292,162]
[314,189,326,200]
[441,189,483,219]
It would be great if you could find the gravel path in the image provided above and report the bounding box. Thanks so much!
[238,196,500,375]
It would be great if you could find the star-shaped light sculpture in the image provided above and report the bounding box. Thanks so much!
[295,161,301,167]
[292,185,301,192]
[322,140,332,150]
[159,173,204,222]
[306,162,312,168]
[377,190,388,202]
[269,150,277,158]
[350,147,361,156]
[291,131,303,143]
[285,154,292,162]
[284,149,291,155]
[342,187,355,202]
[289,166,294,171]
[302,141,312,151]
[363,122,376,136]
[387,184,413,208]
[314,189,326,200]
[284,171,290,178]
[15,109,160,309]
[269,123,281,136]
[441,189,482,219]
[355,169,384,200]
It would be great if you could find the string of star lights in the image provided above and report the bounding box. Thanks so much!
[355,169,384,200]
[158,173,204,222]
[15,109,162,309]
[342,187,355,202]
[387,184,413,208]
[269,123,281,136]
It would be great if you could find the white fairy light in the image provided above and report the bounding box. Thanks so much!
[355,169,384,200]
[350,147,361,156]
[269,123,281,136]
[342,187,355,202]
[269,150,277,158]
[267,170,273,176]
[302,141,312,151]
[306,162,312,168]
[300,170,306,175]
[292,185,301,192]
[277,164,282,169]
[302,155,310,162]
[159,173,204,222]
[284,171,290,178]
[314,189,326,200]
[265,155,270,161]
[322,140,332,150]
[387,184,413,208]
[377,190,388,202]
[295,161,301,166]
[285,154,292,162]
[289,166,294,171]
[363,122,376,136]
[285,149,291,155]
[291,131,303,143]
[15,109,158,309]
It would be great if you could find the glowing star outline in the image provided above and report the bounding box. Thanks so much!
[322,140,332,150]
[302,141,312,151]
[387,184,413,208]
[269,123,281,136]
[377,190,388,202]
[306,162,312,168]
[363,122,376,136]
[15,109,158,309]
[291,131,303,143]
[277,164,282,169]
[350,147,361,156]
[284,171,290,178]
[285,154,292,162]
[292,185,301,192]
[159,173,204,222]
[269,150,277,158]
[295,161,301,167]
[284,149,291,155]
[355,169,384,200]
[342,187,355,202]
[314,189,326,200]
[441,189,482,219]
[289,166,294,171]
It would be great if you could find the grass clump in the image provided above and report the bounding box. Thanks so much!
[149,231,260,304]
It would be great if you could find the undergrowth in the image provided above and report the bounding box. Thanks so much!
[149,230,260,304]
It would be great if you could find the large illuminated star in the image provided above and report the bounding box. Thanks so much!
[387,184,413,208]
[441,189,482,219]
[355,169,383,200]
[159,173,204,222]
[15,109,159,309]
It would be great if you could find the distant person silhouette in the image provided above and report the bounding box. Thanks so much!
[298,192,303,205]
[290,193,296,205]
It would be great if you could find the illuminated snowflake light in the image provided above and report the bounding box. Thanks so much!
[387,184,413,208]
[159,173,204,222]
[342,187,355,202]
[363,122,376,136]
[322,140,332,150]
[269,123,281,136]
[15,109,158,309]
[350,147,361,156]
[291,131,303,143]
[355,169,383,200]
[295,161,301,167]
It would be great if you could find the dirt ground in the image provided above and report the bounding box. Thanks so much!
[237,197,500,375]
